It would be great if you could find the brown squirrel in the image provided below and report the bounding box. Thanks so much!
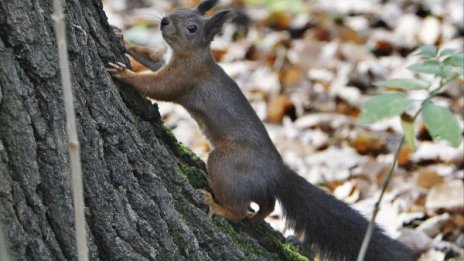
[108,1,415,260]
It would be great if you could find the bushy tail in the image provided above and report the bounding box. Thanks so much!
[276,170,415,261]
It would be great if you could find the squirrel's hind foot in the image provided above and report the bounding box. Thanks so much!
[199,189,216,218]
[198,189,250,222]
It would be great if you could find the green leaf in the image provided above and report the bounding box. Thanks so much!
[401,113,416,150]
[408,61,456,77]
[359,93,414,124]
[443,53,464,68]
[269,0,304,12]
[375,79,429,90]
[408,61,440,74]
[422,102,463,147]
[416,45,437,57]
[245,0,304,12]
[439,48,458,57]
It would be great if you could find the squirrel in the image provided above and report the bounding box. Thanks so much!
[108,0,415,260]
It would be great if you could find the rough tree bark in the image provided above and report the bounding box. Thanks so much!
[0,0,305,260]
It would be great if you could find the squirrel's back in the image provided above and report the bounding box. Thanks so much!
[178,61,277,151]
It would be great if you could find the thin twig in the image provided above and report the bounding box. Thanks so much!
[0,224,11,261]
[356,108,423,261]
[356,136,405,261]
[52,1,89,261]
[71,23,88,44]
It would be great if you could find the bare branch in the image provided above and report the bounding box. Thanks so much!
[357,107,423,261]
[356,136,405,261]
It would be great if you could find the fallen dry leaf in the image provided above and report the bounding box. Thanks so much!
[417,213,450,238]
[337,24,366,44]
[399,228,434,253]
[418,248,446,261]
[280,64,305,87]
[266,94,295,123]
[416,170,445,189]
[398,145,412,167]
[333,181,360,204]
[350,132,387,155]
[425,180,464,212]
[441,213,464,241]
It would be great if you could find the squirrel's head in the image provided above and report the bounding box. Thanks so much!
[160,0,234,55]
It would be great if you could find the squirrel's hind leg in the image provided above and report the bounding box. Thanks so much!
[249,198,275,223]
[199,189,251,222]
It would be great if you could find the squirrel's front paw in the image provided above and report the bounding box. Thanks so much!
[107,62,133,79]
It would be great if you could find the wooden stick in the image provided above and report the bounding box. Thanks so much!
[52,1,89,260]
[0,224,11,261]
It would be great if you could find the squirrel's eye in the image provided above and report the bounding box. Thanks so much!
[187,24,198,33]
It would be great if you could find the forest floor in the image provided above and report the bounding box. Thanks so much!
[104,0,463,260]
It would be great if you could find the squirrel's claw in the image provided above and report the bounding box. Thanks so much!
[107,62,130,79]
[107,62,126,71]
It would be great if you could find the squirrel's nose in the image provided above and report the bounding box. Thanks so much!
[161,17,169,27]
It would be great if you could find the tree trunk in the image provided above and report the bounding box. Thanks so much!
[0,0,304,260]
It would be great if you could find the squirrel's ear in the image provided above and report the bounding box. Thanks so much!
[204,10,234,41]
[196,0,219,15]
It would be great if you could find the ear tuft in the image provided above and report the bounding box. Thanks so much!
[196,0,219,15]
[204,10,235,41]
